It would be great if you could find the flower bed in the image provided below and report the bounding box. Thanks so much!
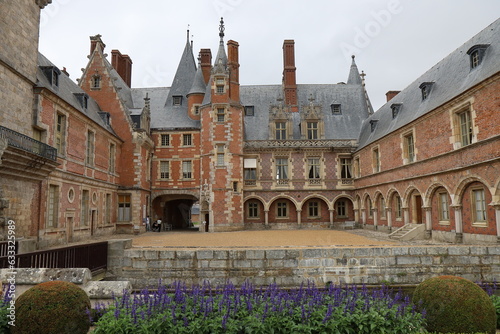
[91,281,425,333]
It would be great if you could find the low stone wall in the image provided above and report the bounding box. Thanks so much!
[0,268,130,307]
[108,241,500,288]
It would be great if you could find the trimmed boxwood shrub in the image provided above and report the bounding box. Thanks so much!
[12,280,90,334]
[413,275,496,334]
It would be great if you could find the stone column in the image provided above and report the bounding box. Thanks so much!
[354,208,359,224]
[386,208,393,231]
[329,209,334,228]
[297,210,302,228]
[423,206,432,239]
[403,207,410,225]
[264,210,269,227]
[451,205,463,243]
[493,204,500,243]
[373,210,378,230]
[361,209,366,226]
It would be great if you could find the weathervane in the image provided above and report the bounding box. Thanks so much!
[219,17,225,40]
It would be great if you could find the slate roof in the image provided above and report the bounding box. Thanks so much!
[241,83,371,140]
[357,18,500,150]
[36,53,117,136]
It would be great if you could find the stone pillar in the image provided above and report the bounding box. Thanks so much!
[373,210,378,230]
[452,205,463,243]
[329,209,334,228]
[493,204,500,243]
[297,210,302,228]
[423,206,432,239]
[354,208,359,224]
[386,208,393,231]
[264,210,269,227]
[361,209,366,226]
[403,207,410,225]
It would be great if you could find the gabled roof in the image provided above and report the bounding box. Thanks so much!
[36,53,117,136]
[357,18,500,150]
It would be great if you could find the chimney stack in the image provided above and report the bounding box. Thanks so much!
[227,40,240,102]
[200,49,212,85]
[90,34,106,55]
[386,90,400,102]
[111,49,133,87]
[282,40,298,112]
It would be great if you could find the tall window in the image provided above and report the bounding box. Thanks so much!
[404,133,415,163]
[55,113,66,156]
[373,148,380,172]
[395,195,402,219]
[354,157,360,178]
[117,194,131,222]
[91,75,101,89]
[308,201,319,218]
[367,198,373,218]
[182,161,192,179]
[276,158,288,180]
[307,122,318,140]
[438,192,450,221]
[248,202,258,218]
[47,185,59,228]
[217,108,225,122]
[183,134,192,146]
[308,158,320,179]
[86,131,95,166]
[81,190,89,225]
[109,143,115,173]
[160,161,170,179]
[217,145,225,166]
[105,194,111,225]
[244,158,257,185]
[472,189,487,223]
[336,200,346,217]
[458,110,473,147]
[275,122,286,140]
[216,78,225,93]
[340,158,352,179]
[161,134,170,146]
[277,202,288,218]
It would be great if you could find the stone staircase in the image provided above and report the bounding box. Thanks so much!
[389,223,425,241]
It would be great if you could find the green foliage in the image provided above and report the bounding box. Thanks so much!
[491,294,500,329]
[12,280,91,334]
[92,281,425,333]
[413,275,496,334]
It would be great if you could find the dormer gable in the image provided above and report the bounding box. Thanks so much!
[466,44,490,69]
[418,82,434,101]
[40,66,61,88]
[73,92,89,111]
[391,103,402,119]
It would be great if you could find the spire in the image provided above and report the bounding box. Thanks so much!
[347,55,362,85]
[214,17,227,68]
[188,55,207,95]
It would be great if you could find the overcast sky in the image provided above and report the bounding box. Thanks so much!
[38,0,500,111]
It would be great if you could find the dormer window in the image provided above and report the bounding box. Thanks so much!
[331,104,341,114]
[91,75,101,90]
[173,96,183,106]
[419,82,434,101]
[244,106,254,116]
[466,44,489,69]
[74,93,89,110]
[391,103,402,119]
[369,120,378,132]
[40,66,61,88]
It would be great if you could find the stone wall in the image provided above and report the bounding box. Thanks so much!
[108,241,500,288]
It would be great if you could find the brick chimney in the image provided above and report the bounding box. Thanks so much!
[111,50,132,87]
[200,49,212,85]
[385,90,400,102]
[227,40,240,102]
[282,40,298,112]
[90,34,106,55]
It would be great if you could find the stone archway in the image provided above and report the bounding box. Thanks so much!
[152,191,199,231]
